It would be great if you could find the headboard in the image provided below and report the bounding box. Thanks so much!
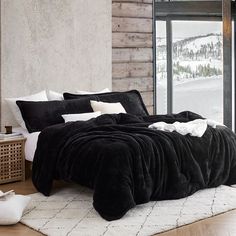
[0,0,112,129]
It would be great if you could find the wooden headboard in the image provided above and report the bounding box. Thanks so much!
[0,0,112,129]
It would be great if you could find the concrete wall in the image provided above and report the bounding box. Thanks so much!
[1,0,112,128]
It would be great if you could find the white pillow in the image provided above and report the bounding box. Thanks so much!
[47,90,64,101]
[62,111,102,122]
[76,88,110,95]
[0,195,31,225]
[90,100,126,114]
[47,89,110,100]
[5,91,48,129]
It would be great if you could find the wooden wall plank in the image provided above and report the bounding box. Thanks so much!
[112,0,154,112]
[113,77,153,91]
[112,3,152,18]
[146,105,154,115]
[113,32,152,48]
[112,62,153,78]
[112,17,152,33]
[140,91,154,106]
[113,0,152,3]
[112,48,153,63]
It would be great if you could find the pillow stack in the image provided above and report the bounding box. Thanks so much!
[47,88,111,101]
[5,90,48,129]
[7,89,148,133]
[63,90,148,116]
[5,88,110,131]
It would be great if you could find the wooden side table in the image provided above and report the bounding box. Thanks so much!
[0,137,26,184]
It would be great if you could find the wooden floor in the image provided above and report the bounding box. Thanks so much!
[1,179,236,236]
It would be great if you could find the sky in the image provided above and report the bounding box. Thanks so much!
[156,21,222,39]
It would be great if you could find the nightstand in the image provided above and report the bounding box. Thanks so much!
[0,137,26,184]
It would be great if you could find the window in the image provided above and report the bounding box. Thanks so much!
[154,0,235,129]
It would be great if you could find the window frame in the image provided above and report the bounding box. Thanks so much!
[153,0,234,129]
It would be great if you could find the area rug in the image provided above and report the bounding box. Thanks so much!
[21,185,236,236]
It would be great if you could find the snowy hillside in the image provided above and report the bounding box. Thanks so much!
[156,33,223,122]
[156,33,223,82]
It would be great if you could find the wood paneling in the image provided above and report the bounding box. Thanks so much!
[112,0,154,111]
[113,77,153,91]
[113,48,153,63]
[113,0,152,3]
[113,32,152,48]
[112,17,152,33]
[112,3,152,18]
[112,62,153,78]
[147,105,154,115]
[140,91,154,106]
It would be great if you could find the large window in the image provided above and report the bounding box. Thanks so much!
[154,0,235,129]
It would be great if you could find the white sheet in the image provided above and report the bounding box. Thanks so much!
[148,119,225,138]
[13,127,40,162]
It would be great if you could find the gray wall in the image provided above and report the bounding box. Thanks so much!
[1,0,112,128]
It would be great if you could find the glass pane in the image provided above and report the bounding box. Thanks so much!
[156,21,167,114]
[155,0,221,2]
[172,21,223,122]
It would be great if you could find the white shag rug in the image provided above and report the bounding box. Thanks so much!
[21,185,236,236]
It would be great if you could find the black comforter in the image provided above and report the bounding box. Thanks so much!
[32,111,236,220]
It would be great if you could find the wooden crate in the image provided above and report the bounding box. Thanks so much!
[0,138,26,184]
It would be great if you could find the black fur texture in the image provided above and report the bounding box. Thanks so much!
[32,112,236,220]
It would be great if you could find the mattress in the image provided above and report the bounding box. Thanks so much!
[13,127,40,162]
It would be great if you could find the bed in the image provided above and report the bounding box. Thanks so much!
[11,90,236,221]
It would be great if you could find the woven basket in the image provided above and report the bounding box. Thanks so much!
[0,138,26,184]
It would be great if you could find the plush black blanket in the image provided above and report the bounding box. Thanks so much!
[32,111,236,221]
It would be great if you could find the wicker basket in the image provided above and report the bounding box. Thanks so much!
[0,138,26,184]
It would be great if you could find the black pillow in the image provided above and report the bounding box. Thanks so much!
[63,90,149,117]
[16,98,94,133]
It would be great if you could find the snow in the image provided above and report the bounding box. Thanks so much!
[156,33,224,122]
[180,35,222,53]
[156,77,223,122]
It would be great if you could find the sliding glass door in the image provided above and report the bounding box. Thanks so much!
[154,0,234,128]
[172,21,223,122]
[156,21,168,115]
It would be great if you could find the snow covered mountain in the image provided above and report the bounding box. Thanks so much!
[156,33,223,82]
[156,33,223,122]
